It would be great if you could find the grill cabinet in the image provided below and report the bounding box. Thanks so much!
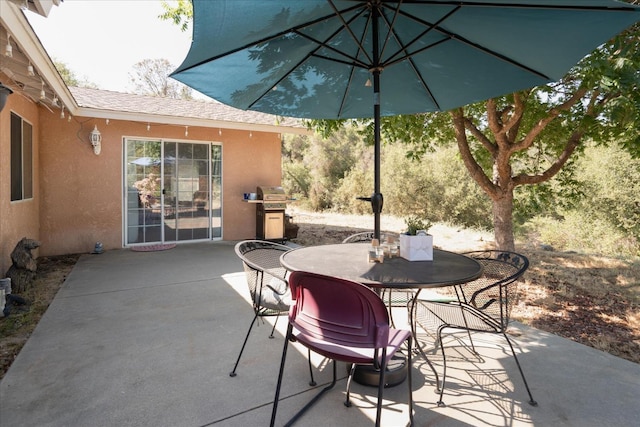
[256,186,287,240]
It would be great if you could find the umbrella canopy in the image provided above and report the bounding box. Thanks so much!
[172,0,639,237]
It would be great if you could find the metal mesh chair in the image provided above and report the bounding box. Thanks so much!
[270,271,413,427]
[229,240,294,377]
[413,250,537,406]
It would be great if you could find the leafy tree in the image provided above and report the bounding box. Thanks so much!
[159,0,193,33]
[129,58,193,99]
[400,23,640,251]
[575,144,640,243]
[54,60,98,88]
[282,134,311,200]
[317,22,640,251]
[520,143,640,256]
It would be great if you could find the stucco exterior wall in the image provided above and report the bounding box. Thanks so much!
[222,129,283,241]
[0,87,41,274]
[37,115,283,257]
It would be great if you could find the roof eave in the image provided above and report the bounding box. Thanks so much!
[2,2,76,111]
[73,107,311,135]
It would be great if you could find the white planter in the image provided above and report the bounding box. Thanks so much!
[399,233,433,261]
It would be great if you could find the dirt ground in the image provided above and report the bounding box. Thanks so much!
[1,254,80,379]
[1,209,638,380]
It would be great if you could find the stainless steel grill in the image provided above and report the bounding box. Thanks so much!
[256,186,288,240]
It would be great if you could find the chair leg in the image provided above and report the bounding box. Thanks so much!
[408,297,441,392]
[308,349,317,386]
[270,324,292,427]
[387,290,397,328]
[229,313,259,377]
[284,360,338,427]
[503,333,538,406]
[344,363,357,407]
[269,313,280,338]
[436,327,447,407]
[375,350,388,427]
[407,336,414,426]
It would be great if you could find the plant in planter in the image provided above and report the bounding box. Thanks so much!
[400,216,434,261]
[404,216,432,236]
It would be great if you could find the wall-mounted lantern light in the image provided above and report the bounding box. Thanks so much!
[89,125,102,155]
[0,82,13,112]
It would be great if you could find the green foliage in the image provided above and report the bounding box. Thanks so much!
[573,144,640,240]
[333,168,373,214]
[54,60,98,88]
[518,143,640,256]
[282,131,492,230]
[159,0,193,33]
[522,214,638,257]
[282,127,369,211]
[380,144,491,228]
[404,216,432,235]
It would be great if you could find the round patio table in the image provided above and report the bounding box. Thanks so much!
[280,243,483,387]
[280,243,482,289]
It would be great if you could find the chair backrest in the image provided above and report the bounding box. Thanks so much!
[342,231,399,244]
[288,271,390,352]
[234,240,291,307]
[460,251,529,328]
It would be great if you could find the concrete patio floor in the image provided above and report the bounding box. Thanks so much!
[1,241,639,426]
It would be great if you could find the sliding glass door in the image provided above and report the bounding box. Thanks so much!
[125,139,222,245]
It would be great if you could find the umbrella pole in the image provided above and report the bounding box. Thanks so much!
[372,70,382,241]
[371,4,383,241]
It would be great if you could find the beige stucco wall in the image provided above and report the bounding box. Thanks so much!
[37,114,283,257]
[0,84,41,273]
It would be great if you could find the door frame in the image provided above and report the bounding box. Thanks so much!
[122,136,223,247]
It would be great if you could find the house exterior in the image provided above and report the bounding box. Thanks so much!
[0,1,306,273]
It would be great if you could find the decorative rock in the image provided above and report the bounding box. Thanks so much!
[4,237,40,294]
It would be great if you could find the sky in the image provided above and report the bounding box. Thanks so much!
[26,0,193,94]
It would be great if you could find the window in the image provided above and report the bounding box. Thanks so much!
[11,112,33,201]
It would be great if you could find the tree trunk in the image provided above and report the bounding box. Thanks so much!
[492,192,515,252]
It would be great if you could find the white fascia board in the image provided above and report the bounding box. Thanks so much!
[2,3,76,111]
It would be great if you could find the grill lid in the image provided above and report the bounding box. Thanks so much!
[257,186,287,201]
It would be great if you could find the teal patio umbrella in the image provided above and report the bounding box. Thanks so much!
[172,0,639,239]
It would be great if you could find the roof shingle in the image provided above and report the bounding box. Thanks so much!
[70,86,304,130]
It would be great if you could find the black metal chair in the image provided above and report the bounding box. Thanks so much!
[229,241,292,373]
[341,231,379,244]
[231,240,316,384]
[413,250,537,407]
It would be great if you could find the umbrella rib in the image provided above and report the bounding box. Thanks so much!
[398,0,638,12]
[376,3,461,110]
[336,12,373,118]
[173,4,364,74]
[386,7,552,80]
[327,0,374,65]
[380,3,460,67]
[377,0,404,63]
[245,49,318,111]
[245,5,370,111]
[293,7,371,71]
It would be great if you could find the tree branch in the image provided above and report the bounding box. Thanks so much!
[503,92,526,142]
[451,109,499,199]
[514,130,583,185]
[515,87,588,152]
[459,114,497,155]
